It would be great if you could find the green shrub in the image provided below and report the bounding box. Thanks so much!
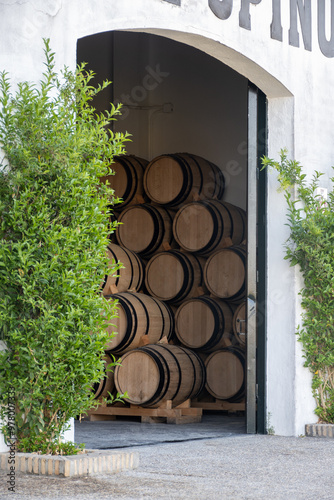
[0,39,130,454]
[262,149,334,423]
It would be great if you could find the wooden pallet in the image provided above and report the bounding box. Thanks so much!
[86,399,202,424]
[191,398,245,412]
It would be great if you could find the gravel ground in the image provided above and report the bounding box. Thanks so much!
[1,434,333,499]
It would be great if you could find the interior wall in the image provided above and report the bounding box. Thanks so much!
[76,32,114,115]
[78,32,248,210]
[113,32,248,209]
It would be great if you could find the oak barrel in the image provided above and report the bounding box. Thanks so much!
[204,246,246,303]
[173,200,245,256]
[116,204,175,258]
[221,202,246,245]
[233,302,247,346]
[105,292,174,354]
[102,243,144,295]
[100,155,148,208]
[175,296,234,352]
[143,153,225,207]
[114,344,206,408]
[145,250,206,306]
[204,347,245,402]
[92,353,115,399]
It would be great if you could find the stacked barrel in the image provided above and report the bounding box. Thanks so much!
[96,153,247,408]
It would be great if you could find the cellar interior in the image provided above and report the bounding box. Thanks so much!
[77,31,249,431]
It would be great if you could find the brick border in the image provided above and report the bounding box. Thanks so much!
[305,423,334,438]
[0,449,139,477]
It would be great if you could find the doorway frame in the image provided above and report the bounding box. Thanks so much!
[77,31,272,434]
[247,83,267,434]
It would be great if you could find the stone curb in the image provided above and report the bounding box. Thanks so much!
[305,423,334,438]
[0,449,139,477]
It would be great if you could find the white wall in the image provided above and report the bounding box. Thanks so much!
[0,0,331,435]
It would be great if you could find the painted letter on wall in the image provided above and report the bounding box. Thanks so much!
[208,0,233,20]
[239,0,262,30]
[271,0,283,41]
[163,0,181,5]
[289,0,312,51]
[318,0,334,57]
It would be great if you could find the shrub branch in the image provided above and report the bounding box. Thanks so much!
[0,38,130,454]
[262,149,334,423]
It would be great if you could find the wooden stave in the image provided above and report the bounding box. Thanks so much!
[92,352,115,400]
[204,245,246,303]
[100,155,148,209]
[114,344,206,408]
[235,205,247,242]
[116,155,148,206]
[182,347,207,398]
[143,153,225,208]
[114,348,171,407]
[173,200,247,256]
[176,153,223,202]
[172,201,224,256]
[105,292,174,354]
[175,296,234,352]
[136,346,177,407]
[102,243,144,295]
[184,153,225,201]
[116,204,175,258]
[149,345,206,405]
[143,344,195,407]
[204,347,245,402]
[172,200,246,257]
[143,154,191,207]
[222,201,246,245]
[145,250,206,306]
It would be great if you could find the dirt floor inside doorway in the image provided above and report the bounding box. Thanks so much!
[75,414,246,449]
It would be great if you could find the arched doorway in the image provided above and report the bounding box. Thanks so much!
[77,30,267,434]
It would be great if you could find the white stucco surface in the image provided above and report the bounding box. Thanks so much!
[0,426,9,453]
[1,0,332,435]
[62,418,75,443]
